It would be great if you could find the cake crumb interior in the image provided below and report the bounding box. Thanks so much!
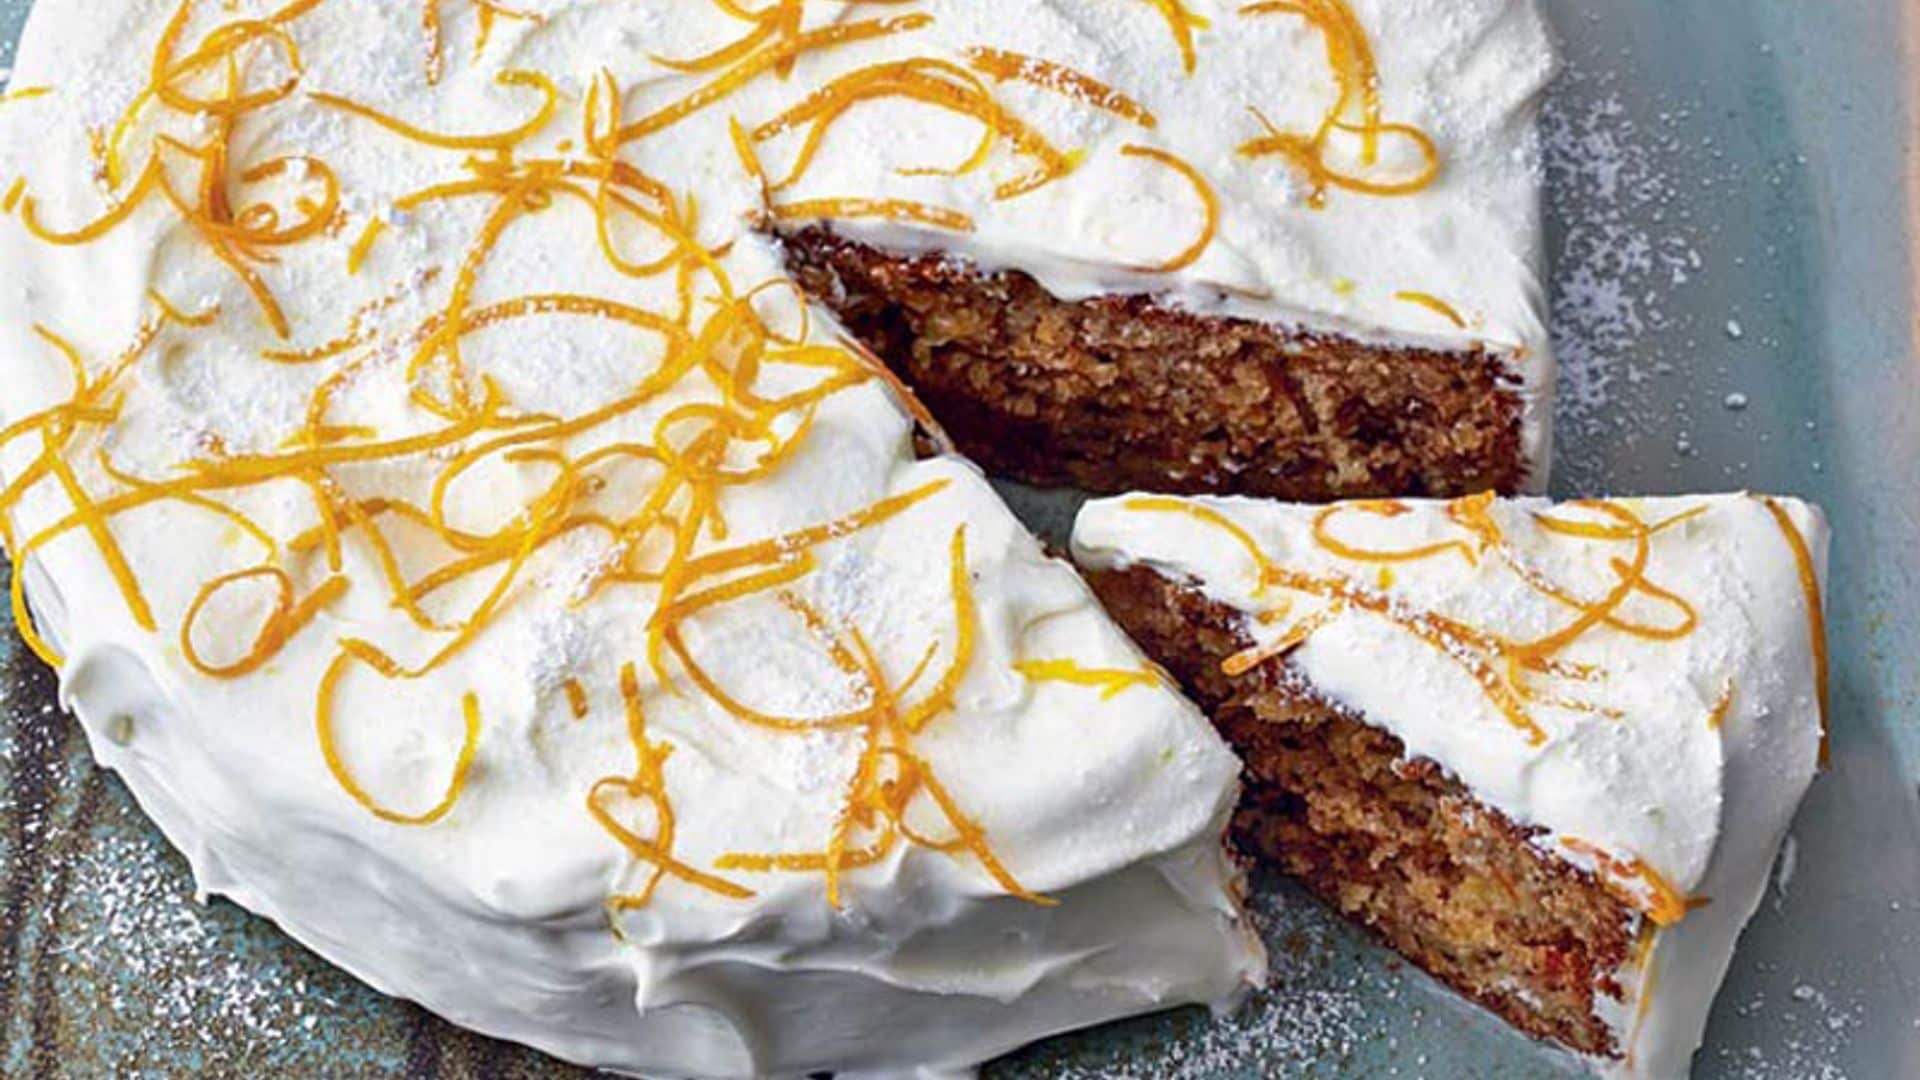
[783,227,1529,501]
[1089,563,1639,1059]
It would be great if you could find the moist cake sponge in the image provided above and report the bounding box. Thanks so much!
[785,228,1529,501]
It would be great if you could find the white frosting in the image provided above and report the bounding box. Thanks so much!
[1072,492,1828,1076]
[0,1,1304,1076]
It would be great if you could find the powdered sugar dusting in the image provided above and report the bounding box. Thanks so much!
[1715,971,1866,1080]
[1542,62,1706,491]
[0,622,375,1077]
[993,873,1504,1079]
[46,831,324,1073]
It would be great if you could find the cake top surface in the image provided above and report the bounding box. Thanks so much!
[0,0,1299,1073]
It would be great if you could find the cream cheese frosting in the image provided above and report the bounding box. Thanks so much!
[1072,492,1829,1076]
[0,0,1372,1075]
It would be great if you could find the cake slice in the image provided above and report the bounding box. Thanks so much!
[1073,492,1828,1075]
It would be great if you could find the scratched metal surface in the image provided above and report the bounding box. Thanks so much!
[2,1,1917,1078]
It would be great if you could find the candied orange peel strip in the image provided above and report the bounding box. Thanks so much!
[1394,290,1467,328]
[1237,0,1440,206]
[1124,494,1723,747]
[316,649,482,826]
[563,678,590,720]
[589,663,754,908]
[652,0,918,80]
[752,56,1082,201]
[1761,496,1828,764]
[963,47,1158,129]
[1,2,1042,914]
[1312,500,1477,566]
[711,535,1050,909]
[1119,144,1216,272]
[1013,658,1163,700]
[311,69,559,153]
[1140,0,1211,74]
[1220,603,1343,677]
[181,566,348,678]
[619,13,935,144]
[422,0,542,83]
[1705,678,1736,732]
[771,196,974,233]
[16,0,341,338]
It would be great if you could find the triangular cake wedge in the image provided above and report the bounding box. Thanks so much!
[0,1,1265,1075]
[1073,492,1828,1076]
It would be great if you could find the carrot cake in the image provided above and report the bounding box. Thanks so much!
[0,1,1274,1075]
[1073,492,1829,1076]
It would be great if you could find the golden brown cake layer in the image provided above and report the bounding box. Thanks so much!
[783,228,1528,500]
[1088,564,1637,1058]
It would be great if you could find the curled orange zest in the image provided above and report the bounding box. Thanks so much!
[1237,0,1440,206]
[1762,497,1828,765]
[181,567,347,678]
[316,649,482,826]
[1119,145,1216,272]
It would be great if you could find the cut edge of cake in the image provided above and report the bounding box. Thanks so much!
[782,226,1539,502]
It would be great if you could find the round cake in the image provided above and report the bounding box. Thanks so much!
[12,1,1824,1078]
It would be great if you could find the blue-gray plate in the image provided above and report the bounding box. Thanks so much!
[2,2,1916,1076]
